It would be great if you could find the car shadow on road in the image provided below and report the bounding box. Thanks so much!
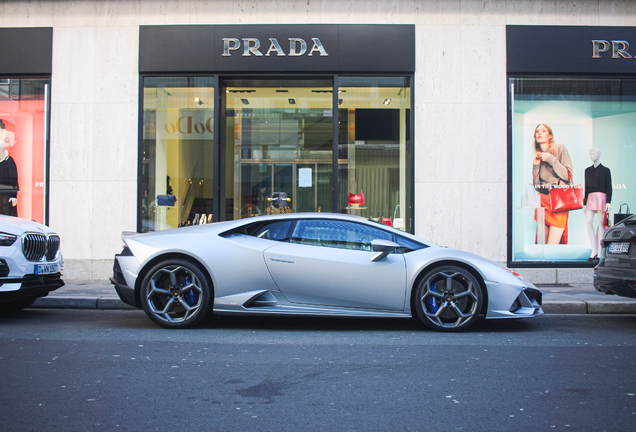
[201,314,545,333]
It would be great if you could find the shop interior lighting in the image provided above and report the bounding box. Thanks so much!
[228,90,256,93]
[241,98,250,105]
[276,89,289,93]
[384,98,392,105]
[288,98,296,105]
[194,97,203,105]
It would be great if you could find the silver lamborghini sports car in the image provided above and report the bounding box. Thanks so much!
[110,213,543,331]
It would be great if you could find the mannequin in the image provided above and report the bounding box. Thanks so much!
[584,147,612,260]
[0,120,19,217]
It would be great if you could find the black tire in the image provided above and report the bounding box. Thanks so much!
[140,258,213,329]
[0,296,38,314]
[414,265,483,332]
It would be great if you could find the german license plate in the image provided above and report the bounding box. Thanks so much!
[609,242,630,254]
[35,263,59,275]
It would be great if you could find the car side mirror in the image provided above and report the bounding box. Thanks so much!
[371,239,399,262]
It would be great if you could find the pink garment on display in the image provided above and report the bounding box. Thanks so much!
[585,192,607,212]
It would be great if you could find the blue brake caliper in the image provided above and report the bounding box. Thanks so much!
[426,283,439,313]
[183,276,197,304]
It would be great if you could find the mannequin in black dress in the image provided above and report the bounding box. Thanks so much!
[0,120,19,217]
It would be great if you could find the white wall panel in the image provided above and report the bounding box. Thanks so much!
[94,26,138,104]
[140,0,190,25]
[49,103,95,182]
[415,102,462,183]
[52,1,98,27]
[3,0,53,26]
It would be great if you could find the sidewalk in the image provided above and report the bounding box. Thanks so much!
[31,280,636,314]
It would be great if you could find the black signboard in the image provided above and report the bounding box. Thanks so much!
[507,25,636,74]
[140,24,415,73]
[0,28,52,75]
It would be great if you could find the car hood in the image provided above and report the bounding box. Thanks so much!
[0,215,57,236]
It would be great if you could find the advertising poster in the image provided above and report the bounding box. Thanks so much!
[0,79,48,224]
[510,77,636,263]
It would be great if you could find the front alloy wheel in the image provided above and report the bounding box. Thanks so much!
[414,265,483,332]
[140,259,212,329]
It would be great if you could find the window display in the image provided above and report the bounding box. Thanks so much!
[338,77,412,232]
[510,77,636,264]
[0,78,49,223]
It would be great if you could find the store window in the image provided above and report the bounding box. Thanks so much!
[141,77,215,232]
[338,77,411,231]
[0,78,49,223]
[510,77,636,264]
[140,75,413,232]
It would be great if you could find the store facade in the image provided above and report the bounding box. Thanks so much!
[2,1,636,282]
[139,25,414,233]
[507,25,636,274]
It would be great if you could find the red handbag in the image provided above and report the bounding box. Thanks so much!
[347,191,365,207]
[381,205,392,226]
[347,179,365,207]
[549,170,583,213]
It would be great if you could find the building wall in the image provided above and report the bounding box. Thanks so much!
[2,0,635,282]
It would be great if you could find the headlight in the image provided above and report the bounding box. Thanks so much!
[502,267,524,281]
[0,233,17,246]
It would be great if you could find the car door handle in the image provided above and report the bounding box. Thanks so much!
[269,255,295,264]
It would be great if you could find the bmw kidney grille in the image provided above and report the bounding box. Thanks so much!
[22,233,60,262]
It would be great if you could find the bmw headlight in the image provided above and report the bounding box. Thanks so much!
[0,233,17,246]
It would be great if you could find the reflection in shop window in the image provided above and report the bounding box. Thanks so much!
[141,77,215,232]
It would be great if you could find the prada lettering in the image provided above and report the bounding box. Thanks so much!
[222,37,328,57]
[592,40,633,59]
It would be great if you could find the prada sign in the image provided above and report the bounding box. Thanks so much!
[591,40,633,58]
[222,37,328,57]
[140,24,414,73]
[507,25,636,74]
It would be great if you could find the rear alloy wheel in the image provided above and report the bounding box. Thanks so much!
[140,259,212,329]
[414,265,483,332]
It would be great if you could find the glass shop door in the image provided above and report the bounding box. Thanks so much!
[221,78,334,220]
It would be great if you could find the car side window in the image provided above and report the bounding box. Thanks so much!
[394,235,427,253]
[290,219,392,251]
[249,220,295,241]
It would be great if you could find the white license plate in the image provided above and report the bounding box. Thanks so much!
[609,242,630,254]
[35,263,59,275]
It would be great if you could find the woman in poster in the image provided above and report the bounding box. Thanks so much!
[0,119,19,217]
[532,123,573,244]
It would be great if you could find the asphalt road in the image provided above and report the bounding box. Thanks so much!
[1,310,635,432]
